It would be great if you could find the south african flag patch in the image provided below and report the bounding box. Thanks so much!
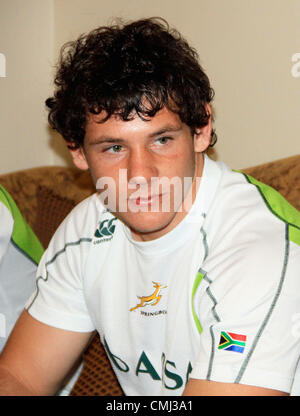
[218,331,247,353]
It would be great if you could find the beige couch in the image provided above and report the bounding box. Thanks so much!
[0,154,299,395]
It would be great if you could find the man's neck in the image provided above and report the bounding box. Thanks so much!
[130,153,204,242]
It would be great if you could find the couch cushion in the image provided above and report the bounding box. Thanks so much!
[34,186,76,248]
[70,333,123,396]
[243,154,300,211]
[0,166,95,244]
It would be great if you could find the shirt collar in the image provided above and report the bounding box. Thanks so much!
[121,154,223,255]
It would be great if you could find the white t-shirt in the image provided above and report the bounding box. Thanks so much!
[26,155,300,396]
[0,185,81,396]
[0,186,43,352]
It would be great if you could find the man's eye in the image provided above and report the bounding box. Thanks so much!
[156,137,171,145]
[106,145,123,153]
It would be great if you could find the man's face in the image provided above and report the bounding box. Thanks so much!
[70,107,211,241]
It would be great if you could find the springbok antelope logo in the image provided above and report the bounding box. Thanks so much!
[130,281,167,312]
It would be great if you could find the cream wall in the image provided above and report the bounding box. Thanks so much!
[0,0,299,173]
[197,0,300,168]
[0,0,55,174]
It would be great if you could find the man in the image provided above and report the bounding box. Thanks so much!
[0,17,299,396]
[0,185,43,353]
[0,185,82,395]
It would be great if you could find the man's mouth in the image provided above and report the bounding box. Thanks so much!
[128,194,163,207]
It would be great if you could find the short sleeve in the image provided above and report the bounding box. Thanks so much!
[191,230,300,394]
[26,197,97,333]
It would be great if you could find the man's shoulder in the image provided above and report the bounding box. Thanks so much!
[38,193,119,273]
[0,185,16,222]
[237,171,300,246]
[67,192,100,219]
[204,166,300,266]
[212,166,300,231]
[0,184,44,264]
[50,193,111,243]
[201,168,300,312]
[0,186,14,260]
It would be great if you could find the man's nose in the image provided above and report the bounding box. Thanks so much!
[127,147,158,186]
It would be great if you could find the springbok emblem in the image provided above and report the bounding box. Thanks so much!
[130,281,167,312]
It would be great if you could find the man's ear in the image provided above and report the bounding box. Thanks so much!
[67,143,89,171]
[193,104,212,153]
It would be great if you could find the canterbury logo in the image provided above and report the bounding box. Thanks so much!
[95,218,117,238]
[130,281,167,312]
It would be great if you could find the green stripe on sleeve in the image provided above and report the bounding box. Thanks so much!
[241,173,300,246]
[0,185,44,264]
[191,271,205,334]
[289,226,300,247]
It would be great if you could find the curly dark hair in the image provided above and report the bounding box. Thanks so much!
[46,17,216,149]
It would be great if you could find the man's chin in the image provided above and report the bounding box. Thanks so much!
[115,211,177,242]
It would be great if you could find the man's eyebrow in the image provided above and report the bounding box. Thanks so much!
[88,125,182,145]
[148,125,182,137]
[88,137,126,145]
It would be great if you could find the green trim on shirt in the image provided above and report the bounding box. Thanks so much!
[240,173,300,246]
[191,271,205,334]
[0,185,44,264]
